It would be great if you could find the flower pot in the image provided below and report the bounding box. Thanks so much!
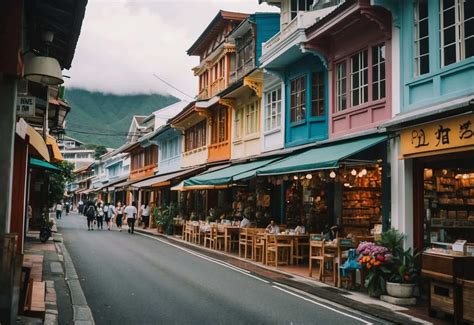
[386,282,415,298]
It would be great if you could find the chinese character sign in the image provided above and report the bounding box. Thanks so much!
[401,114,474,157]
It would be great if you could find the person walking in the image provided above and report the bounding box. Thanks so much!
[115,202,124,232]
[124,201,138,234]
[140,202,150,229]
[106,202,115,230]
[85,201,96,231]
[65,201,70,215]
[78,199,84,214]
[96,202,105,230]
[55,201,63,220]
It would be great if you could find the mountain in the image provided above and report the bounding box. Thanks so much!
[64,88,179,148]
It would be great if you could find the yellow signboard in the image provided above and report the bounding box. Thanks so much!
[400,114,474,157]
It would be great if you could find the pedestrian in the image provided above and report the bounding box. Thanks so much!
[106,202,115,230]
[115,202,124,232]
[124,201,138,234]
[55,201,63,220]
[140,202,150,229]
[96,202,104,230]
[65,201,70,215]
[85,201,96,231]
[78,199,84,214]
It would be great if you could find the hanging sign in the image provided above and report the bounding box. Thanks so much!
[16,96,35,117]
[400,113,474,157]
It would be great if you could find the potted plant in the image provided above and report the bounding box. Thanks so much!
[377,229,420,298]
[153,205,167,233]
[165,203,178,235]
[356,241,391,297]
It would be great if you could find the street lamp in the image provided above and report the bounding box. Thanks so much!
[24,54,64,86]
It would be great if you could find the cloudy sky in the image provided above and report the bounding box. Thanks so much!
[65,0,278,99]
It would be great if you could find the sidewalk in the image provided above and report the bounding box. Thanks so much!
[135,226,451,325]
[20,225,94,325]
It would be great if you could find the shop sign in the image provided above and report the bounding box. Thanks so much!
[400,114,474,157]
[16,96,35,117]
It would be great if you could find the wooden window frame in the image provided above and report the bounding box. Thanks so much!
[290,75,307,123]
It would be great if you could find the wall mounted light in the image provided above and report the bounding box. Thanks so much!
[24,54,64,86]
[329,171,336,179]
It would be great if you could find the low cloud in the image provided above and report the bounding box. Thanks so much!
[65,0,278,99]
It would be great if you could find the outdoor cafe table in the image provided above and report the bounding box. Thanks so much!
[217,225,240,252]
[260,233,310,266]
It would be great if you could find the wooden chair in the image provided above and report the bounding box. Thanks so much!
[309,237,335,282]
[203,226,216,249]
[266,235,293,267]
[293,236,309,265]
[183,221,192,242]
[239,228,254,259]
[334,239,355,288]
[253,231,266,263]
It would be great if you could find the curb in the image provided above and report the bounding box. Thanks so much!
[135,229,426,325]
[55,238,95,325]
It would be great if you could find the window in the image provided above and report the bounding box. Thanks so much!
[336,44,386,112]
[185,120,207,152]
[217,107,227,143]
[161,138,179,160]
[440,0,474,67]
[351,50,368,107]
[245,101,259,135]
[336,63,347,111]
[265,88,282,131]
[414,0,430,75]
[290,0,313,20]
[236,31,254,78]
[144,147,156,166]
[311,72,325,116]
[290,75,306,123]
[234,107,243,140]
[372,44,386,100]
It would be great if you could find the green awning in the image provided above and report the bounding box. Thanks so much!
[29,157,62,172]
[256,135,387,176]
[184,158,279,187]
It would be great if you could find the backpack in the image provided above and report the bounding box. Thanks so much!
[86,206,95,218]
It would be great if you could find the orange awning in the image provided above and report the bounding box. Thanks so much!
[46,135,63,162]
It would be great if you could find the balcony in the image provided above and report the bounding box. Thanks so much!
[230,58,255,84]
[209,77,226,97]
[261,7,339,68]
[197,87,208,100]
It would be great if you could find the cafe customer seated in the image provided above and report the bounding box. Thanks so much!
[265,220,280,234]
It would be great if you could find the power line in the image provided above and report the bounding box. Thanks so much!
[152,73,195,100]
[65,128,148,137]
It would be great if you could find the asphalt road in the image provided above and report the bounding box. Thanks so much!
[59,213,383,325]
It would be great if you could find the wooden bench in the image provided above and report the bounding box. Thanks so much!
[24,279,46,319]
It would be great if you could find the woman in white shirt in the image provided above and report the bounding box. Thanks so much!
[96,203,105,230]
[140,203,150,229]
[115,202,124,232]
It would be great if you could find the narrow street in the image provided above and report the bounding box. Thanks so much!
[59,213,384,325]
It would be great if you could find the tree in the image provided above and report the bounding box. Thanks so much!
[94,145,107,159]
[48,160,75,207]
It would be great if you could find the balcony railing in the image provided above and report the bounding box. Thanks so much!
[262,7,339,59]
[230,58,255,84]
[197,87,208,100]
[209,77,226,97]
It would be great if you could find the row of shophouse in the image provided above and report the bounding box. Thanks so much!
[74,0,474,257]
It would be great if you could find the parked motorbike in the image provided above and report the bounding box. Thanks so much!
[39,215,53,243]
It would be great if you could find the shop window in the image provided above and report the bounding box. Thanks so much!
[440,0,474,67]
[414,0,430,76]
[264,87,282,132]
[372,44,386,101]
[423,166,474,248]
[311,71,325,117]
[336,62,347,112]
[290,75,306,123]
[351,49,369,107]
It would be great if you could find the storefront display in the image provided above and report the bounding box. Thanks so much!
[424,166,474,248]
[342,166,382,235]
